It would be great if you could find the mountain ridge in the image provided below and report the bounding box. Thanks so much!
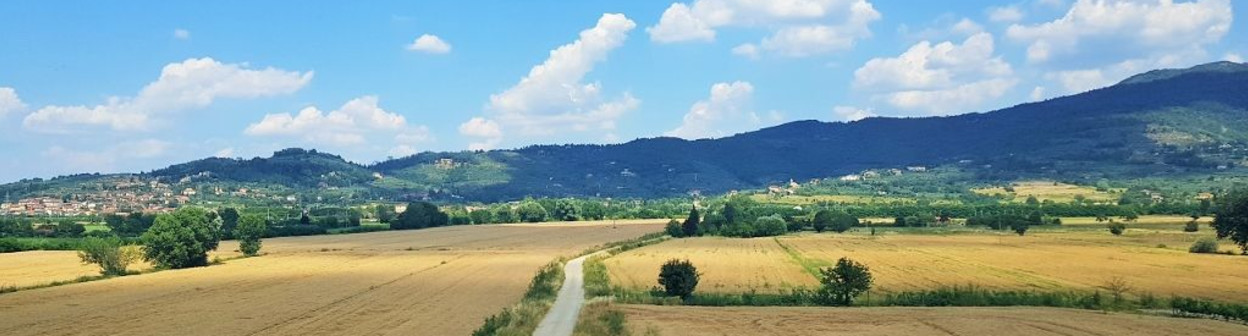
[4,61,1248,203]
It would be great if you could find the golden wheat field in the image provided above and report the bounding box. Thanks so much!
[606,229,1248,301]
[619,304,1248,336]
[0,220,664,336]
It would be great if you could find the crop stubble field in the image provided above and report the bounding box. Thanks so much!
[620,305,1248,336]
[606,228,1248,301]
[0,219,664,336]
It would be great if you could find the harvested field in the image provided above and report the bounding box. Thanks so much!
[972,181,1120,203]
[0,220,664,336]
[607,230,1248,301]
[620,304,1248,336]
[605,237,812,293]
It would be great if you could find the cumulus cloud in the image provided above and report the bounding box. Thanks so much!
[667,81,778,139]
[41,139,172,173]
[462,13,638,150]
[406,34,452,54]
[648,0,880,58]
[1006,0,1232,64]
[986,6,1024,23]
[245,96,432,154]
[1225,53,1244,63]
[854,32,1016,115]
[0,87,25,117]
[832,105,875,121]
[173,29,191,40]
[23,57,312,133]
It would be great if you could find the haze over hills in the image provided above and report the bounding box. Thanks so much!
[4,62,1248,202]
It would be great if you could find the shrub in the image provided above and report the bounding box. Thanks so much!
[812,210,832,233]
[814,257,873,306]
[682,207,701,237]
[753,215,788,237]
[1013,222,1030,236]
[393,202,449,230]
[1108,222,1126,236]
[1189,237,1219,254]
[658,259,699,298]
[517,201,548,223]
[235,214,267,256]
[831,212,858,233]
[77,236,141,276]
[1184,221,1200,233]
[665,219,683,238]
[141,207,222,269]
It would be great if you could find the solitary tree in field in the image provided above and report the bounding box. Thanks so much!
[815,257,873,306]
[658,259,699,299]
[1108,222,1126,236]
[831,213,859,233]
[1212,189,1248,254]
[234,214,267,257]
[142,207,222,269]
[665,219,683,238]
[1013,221,1030,236]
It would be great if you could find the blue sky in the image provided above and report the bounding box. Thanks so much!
[0,0,1242,182]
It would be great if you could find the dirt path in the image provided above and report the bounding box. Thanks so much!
[533,254,591,336]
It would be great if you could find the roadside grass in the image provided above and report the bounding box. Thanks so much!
[573,301,659,336]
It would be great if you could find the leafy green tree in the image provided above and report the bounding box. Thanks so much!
[347,209,363,227]
[681,206,701,237]
[754,214,788,237]
[814,257,873,306]
[375,205,396,223]
[812,210,833,233]
[55,220,85,237]
[1027,210,1044,226]
[493,206,517,223]
[658,259,699,298]
[1025,195,1040,205]
[141,207,222,269]
[665,219,683,238]
[517,201,548,223]
[77,236,142,276]
[1212,189,1248,254]
[234,214,267,257]
[581,201,607,220]
[551,199,581,221]
[1013,221,1030,236]
[469,209,493,224]
[831,213,858,233]
[219,208,240,237]
[393,202,449,230]
[299,213,311,226]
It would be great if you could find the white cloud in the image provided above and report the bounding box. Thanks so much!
[0,87,25,117]
[1007,0,1232,64]
[1042,50,1205,94]
[42,139,172,172]
[986,6,1024,23]
[215,147,235,158]
[648,0,880,57]
[832,105,875,121]
[1030,86,1047,101]
[173,29,191,40]
[23,57,312,132]
[245,96,431,151]
[900,17,984,42]
[1226,53,1244,63]
[854,32,1016,115]
[732,43,760,59]
[406,34,452,54]
[466,13,638,149]
[666,81,764,139]
[457,117,503,150]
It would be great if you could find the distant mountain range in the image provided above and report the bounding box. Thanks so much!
[5,61,1248,203]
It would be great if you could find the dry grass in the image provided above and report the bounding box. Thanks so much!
[620,305,1248,336]
[1061,215,1211,226]
[606,229,1248,301]
[0,220,664,336]
[973,181,1121,203]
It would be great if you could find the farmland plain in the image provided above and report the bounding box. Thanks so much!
[605,227,1248,301]
[620,304,1248,336]
[0,219,664,336]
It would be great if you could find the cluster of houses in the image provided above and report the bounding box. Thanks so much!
[838,166,927,182]
[0,192,180,217]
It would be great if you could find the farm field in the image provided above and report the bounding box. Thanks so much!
[605,228,1248,301]
[619,305,1248,336]
[0,219,664,336]
[972,181,1122,203]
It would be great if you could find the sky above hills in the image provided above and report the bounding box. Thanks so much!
[0,0,1243,182]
